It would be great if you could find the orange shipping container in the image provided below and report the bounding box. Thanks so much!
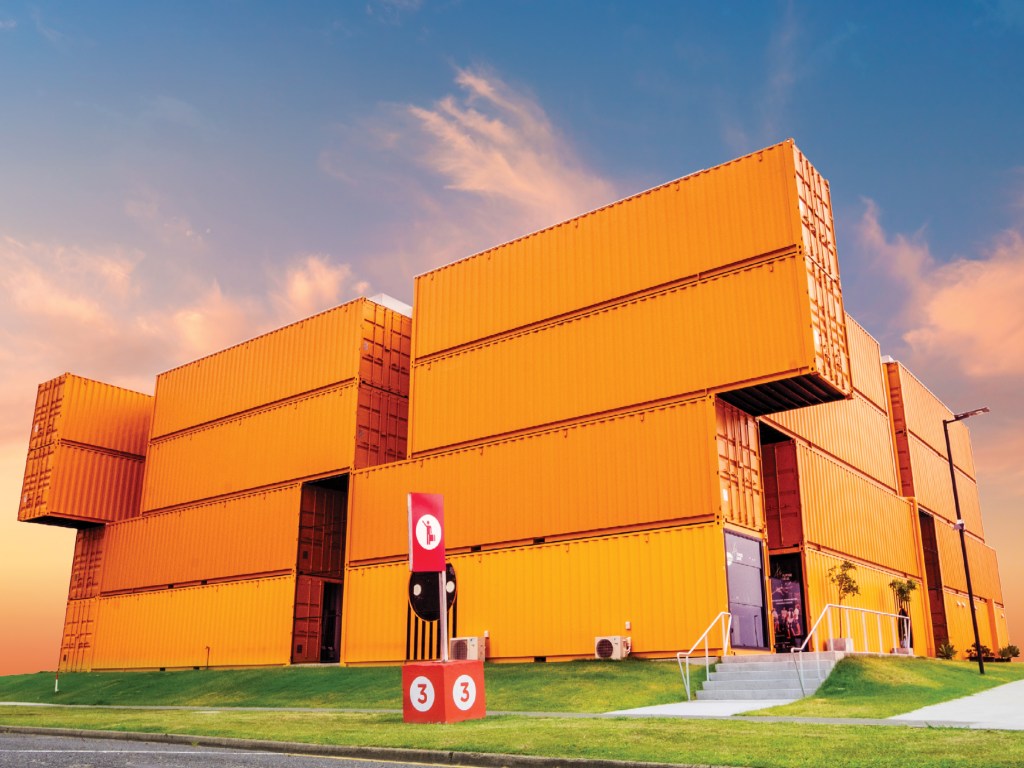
[141,382,406,513]
[802,550,929,656]
[797,445,920,577]
[101,485,303,593]
[28,374,153,457]
[19,441,145,526]
[844,317,888,411]
[905,435,983,536]
[90,576,295,670]
[151,298,411,439]
[933,523,1003,604]
[943,590,994,659]
[764,391,899,490]
[68,527,106,600]
[348,396,759,564]
[413,140,838,360]
[885,361,975,478]
[58,597,98,672]
[409,252,848,456]
[343,523,729,663]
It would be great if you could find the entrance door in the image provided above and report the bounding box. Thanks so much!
[320,582,341,663]
[769,553,807,652]
[725,531,769,649]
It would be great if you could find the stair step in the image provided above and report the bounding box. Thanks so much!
[707,661,835,675]
[697,688,805,701]
[719,651,844,664]
[703,676,817,690]
[708,669,829,682]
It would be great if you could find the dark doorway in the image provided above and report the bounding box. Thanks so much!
[769,554,807,652]
[918,510,948,648]
[725,531,769,649]
[321,582,342,663]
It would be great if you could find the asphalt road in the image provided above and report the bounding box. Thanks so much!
[0,733,449,768]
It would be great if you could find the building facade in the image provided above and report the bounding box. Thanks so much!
[18,140,1008,670]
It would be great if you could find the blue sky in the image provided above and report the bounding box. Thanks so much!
[1,0,1023,671]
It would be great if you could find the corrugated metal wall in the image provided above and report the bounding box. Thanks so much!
[409,253,832,455]
[844,317,888,411]
[20,442,146,524]
[101,485,303,592]
[943,590,995,658]
[798,446,921,577]
[58,598,97,672]
[68,527,106,600]
[343,523,729,663]
[29,374,153,456]
[90,576,296,670]
[933,523,1003,604]
[803,550,929,656]
[151,299,411,439]
[904,437,983,536]
[347,396,759,564]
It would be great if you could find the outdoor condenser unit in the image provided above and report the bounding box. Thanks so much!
[449,636,486,661]
[594,635,631,660]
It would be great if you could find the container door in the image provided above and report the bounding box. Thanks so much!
[725,531,768,649]
[918,511,948,647]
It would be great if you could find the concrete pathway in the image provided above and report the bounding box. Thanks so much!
[607,699,796,717]
[890,678,1024,730]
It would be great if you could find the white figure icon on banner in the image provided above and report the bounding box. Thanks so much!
[415,514,442,551]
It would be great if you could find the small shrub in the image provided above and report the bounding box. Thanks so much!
[966,642,991,661]
[999,644,1021,660]
[936,641,957,660]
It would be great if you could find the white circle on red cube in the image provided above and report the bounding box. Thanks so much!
[415,514,442,551]
[409,676,435,712]
[452,673,477,711]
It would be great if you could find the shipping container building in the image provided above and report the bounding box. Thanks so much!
[21,143,1009,672]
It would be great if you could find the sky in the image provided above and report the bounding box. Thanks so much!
[1,0,1022,675]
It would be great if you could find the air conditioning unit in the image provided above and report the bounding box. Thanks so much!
[450,636,486,661]
[595,635,631,660]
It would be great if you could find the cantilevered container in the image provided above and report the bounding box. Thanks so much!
[348,396,761,565]
[414,139,839,360]
[19,441,145,526]
[27,374,153,456]
[343,522,730,663]
[150,297,411,440]
[409,251,848,456]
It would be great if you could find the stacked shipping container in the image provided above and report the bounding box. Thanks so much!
[56,297,412,670]
[17,141,1008,670]
[884,360,1007,657]
[343,139,856,662]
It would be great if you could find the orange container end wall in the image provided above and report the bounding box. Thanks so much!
[413,140,837,360]
[151,298,411,439]
[343,523,729,663]
[797,445,921,577]
[764,391,899,491]
[68,527,106,600]
[347,396,761,564]
[19,442,145,526]
[101,484,303,593]
[141,381,402,512]
[90,576,296,670]
[409,253,843,456]
[906,436,983,537]
[802,549,929,656]
[28,374,153,457]
[58,597,98,672]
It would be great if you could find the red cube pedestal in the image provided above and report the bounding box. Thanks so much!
[402,659,486,723]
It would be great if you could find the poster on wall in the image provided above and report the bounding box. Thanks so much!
[770,555,806,653]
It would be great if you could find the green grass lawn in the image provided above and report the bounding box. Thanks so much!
[1,706,1023,768]
[0,658,696,713]
[758,656,1024,718]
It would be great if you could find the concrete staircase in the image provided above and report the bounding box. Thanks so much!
[696,651,844,700]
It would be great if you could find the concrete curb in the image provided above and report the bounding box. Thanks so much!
[0,725,731,768]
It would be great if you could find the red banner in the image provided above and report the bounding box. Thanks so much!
[408,493,445,572]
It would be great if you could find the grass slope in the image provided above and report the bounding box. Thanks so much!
[1,707,1023,768]
[758,656,1024,718]
[0,658,695,714]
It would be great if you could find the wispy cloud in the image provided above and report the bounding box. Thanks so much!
[0,19,16,30]
[271,254,370,322]
[124,189,207,249]
[31,9,65,44]
[320,66,618,293]
[365,0,423,24]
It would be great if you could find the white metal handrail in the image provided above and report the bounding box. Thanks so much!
[790,604,912,695]
[676,611,731,701]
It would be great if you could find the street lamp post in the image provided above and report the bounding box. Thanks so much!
[942,406,989,675]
